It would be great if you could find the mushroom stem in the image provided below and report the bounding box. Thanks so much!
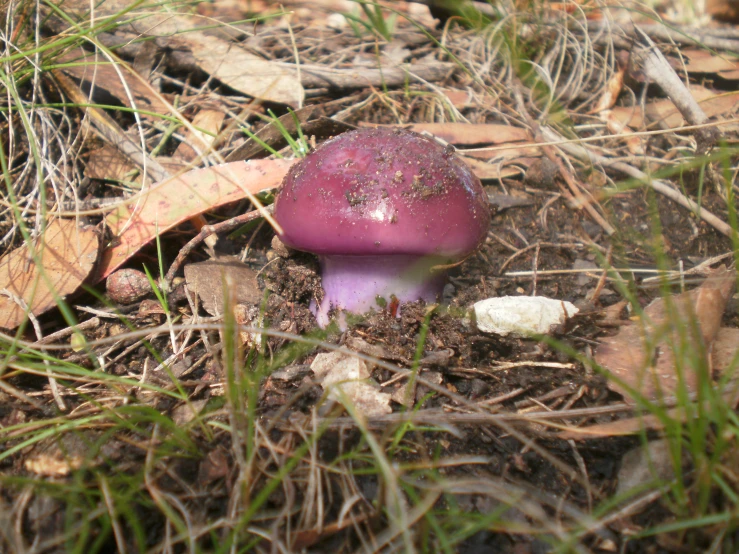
[312,254,447,327]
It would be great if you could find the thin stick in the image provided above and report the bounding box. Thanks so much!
[165,205,273,285]
[540,127,734,238]
[0,290,66,410]
[511,80,616,235]
[631,27,720,151]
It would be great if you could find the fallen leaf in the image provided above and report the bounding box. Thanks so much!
[198,447,231,485]
[364,123,531,145]
[171,399,208,426]
[184,257,261,316]
[310,351,392,417]
[441,89,474,109]
[98,158,294,281]
[226,106,317,162]
[59,50,172,118]
[559,380,739,439]
[678,48,739,80]
[461,145,541,161]
[487,193,535,211]
[562,330,739,440]
[616,439,678,498]
[173,109,225,162]
[610,85,739,129]
[710,327,739,370]
[593,64,625,113]
[226,109,354,162]
[151,157,191,176]
[86,144,137,182]
[183,32,304,107]
[680,48,738,74]
[462,155,533,180]
[595,267,735,403]
[707,0,739,23]
[0,220,99,330]
[290,511,372,550]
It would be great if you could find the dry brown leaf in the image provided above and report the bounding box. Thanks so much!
[183,33,304,107]
[173,109,225,163]
[461,145,541,161]
[152,157,191,176]
[681,48,738,74]
[595,267,735,404]
[290,511,372,550]
[184,257,261,316]
[558,412,668,440]
[719,69,739,80]
[560,328,739,439]
[560,379,739,440]
[395,123,531,145]
[228,106,314,161]
[98,159,294,281]
[610,85,739,129]
[59,50,171,118]
[0,220,100,330]
[707,0,739,23]
[86,144,136,182]
[441,89,473,109]
[593,64,625,113]
[461,156,528,180]
[710,327,739,372]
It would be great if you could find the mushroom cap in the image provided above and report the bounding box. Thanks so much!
[274,127,490,260]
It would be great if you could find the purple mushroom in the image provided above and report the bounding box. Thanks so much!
[273,127,490,327]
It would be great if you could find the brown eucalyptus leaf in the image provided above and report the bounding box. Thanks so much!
[184,257,261,316]
[680,48,738,74]
[707,0,739,23]
[86,144,136,182]
[0,220,100,330]
[461,156,528,180]
[711,327,739,371]
[595,267,735,403]
[461,145,541,161]
[183,33,304,107]
[610,85,739,129]
[173,109,226,163]
[59,50,172,119]
[560,372,739,440]
[363,123,531,145]
[98,159,294,281]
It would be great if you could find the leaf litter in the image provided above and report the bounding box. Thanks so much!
[5,0,739,552]
[594,266,736,403]
[0,220,99,330]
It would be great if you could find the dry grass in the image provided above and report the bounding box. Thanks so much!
[1,0,739,552]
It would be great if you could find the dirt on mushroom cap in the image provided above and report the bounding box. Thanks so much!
[274,127,491,259]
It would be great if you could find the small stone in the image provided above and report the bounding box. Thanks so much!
[617,439,680,498]
[474,296,579,337]
[573,259,598,286]
[310,351,391,416]
[106,268,152,304]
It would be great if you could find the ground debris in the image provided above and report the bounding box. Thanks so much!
[310,350,392,417]
[595,266,736,403]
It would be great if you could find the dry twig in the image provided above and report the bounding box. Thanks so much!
[540,127,733,237]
